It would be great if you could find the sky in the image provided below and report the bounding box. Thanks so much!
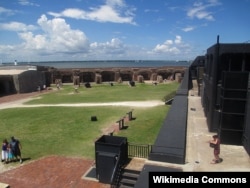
[0,0,249,62]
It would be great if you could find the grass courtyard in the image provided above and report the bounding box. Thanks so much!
[0,81,179,161]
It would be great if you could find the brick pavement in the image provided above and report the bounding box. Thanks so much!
[0,156,110,188]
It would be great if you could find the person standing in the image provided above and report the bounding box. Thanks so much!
[209,134,221,164]
[1,139,8,164]
[10,136,22,163]
[7,143,14,163]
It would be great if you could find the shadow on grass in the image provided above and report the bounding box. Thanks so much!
[9,157,31,164]
[121,125,129,130]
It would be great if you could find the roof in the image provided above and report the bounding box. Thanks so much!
[0,65,38,75]
[0,69,27,75]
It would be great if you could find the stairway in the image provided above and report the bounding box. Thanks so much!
[119,168,140,188]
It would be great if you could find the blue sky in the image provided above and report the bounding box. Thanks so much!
[0,0,249,62]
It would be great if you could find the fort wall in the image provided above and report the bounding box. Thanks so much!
[49,66,187,84]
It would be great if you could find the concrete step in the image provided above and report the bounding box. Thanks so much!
[0,183,9,188]
[119,169,140,188]
[120,178,137,187]
[122,171,140,179]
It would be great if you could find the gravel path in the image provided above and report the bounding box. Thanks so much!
[0,91,164,110]
[0,100,164,110]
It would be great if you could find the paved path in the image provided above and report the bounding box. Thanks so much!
[0,98,164,110]
[184,87,250,172]
[0,88,165,110]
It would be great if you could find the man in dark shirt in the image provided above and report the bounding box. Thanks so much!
[10,136,22,163]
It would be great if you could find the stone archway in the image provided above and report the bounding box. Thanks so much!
[137,69,151,81]
[119,70,133,81]
[101,71,115,82]
[81,72,95,83]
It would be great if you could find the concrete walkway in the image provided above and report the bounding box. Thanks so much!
[143,81,250,172]
[185,86,250,171]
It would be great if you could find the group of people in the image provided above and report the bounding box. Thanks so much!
[1,136,22,164]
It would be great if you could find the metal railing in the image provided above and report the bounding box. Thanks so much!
[128,143,152,158]
[110,153,123,188]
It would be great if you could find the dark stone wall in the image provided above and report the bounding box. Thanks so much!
[15,70,46,93]
[49,66,187,84]
[0,66,186,95]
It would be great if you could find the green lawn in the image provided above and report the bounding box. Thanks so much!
[0,82,179,162]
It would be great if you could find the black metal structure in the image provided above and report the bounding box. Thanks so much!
[243,80,250,155]
[95,135,128,184]
[201,36,250,146]
[148,69,191,164]
[219,72,249,145]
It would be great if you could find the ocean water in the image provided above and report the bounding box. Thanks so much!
[16,60,191,69]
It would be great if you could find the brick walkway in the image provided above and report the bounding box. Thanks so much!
[0,91,44,103]
[0,156,110,188]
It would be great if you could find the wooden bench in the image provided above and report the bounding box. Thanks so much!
[126,109,134,121]
[116,117,125,130]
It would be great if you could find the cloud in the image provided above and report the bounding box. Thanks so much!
[0,15,130,60]
[18,0,40,6]
[187,0,221,21]
[151,36,181,54]
[151,35,190,55]
[0,22,37,32]
[5,15,89,57]
[175,35,182,44]
[182,26,195,32]
[106,0,125,7]
[144,9,159,13]
[90,38,127,57]
[0,6,15,16]
[48,0,136,24]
